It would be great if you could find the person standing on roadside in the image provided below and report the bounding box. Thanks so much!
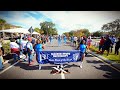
[99,36,105,52]
[73,36,77,47]
[86,37,92,51]
[10,38,20,61]
[26,37,34,66]
[0,47,4,70]
[21,36,28,61]
[115,37,120,55]
[34,39,44,67]
[101,35,113,56]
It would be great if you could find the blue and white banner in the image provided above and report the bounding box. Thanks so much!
[36,50,81,64]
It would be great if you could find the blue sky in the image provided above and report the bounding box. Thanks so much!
[0,11,120,35]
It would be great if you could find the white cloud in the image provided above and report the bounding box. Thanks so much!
[1,11,45,29]
[1,11,120,35]
[39,11,120,33]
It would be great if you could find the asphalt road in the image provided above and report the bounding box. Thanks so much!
[0,39,120,79]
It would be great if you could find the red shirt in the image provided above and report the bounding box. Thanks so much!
[99,39,105,45]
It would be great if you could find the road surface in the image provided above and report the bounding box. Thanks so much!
[0,39,120,79]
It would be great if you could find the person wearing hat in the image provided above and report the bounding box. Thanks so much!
[26,37,34,66]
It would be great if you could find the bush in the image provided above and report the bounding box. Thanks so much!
[2,42,10,54]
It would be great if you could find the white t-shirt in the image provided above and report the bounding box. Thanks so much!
[26,42,34,52]
[74,37,78,41]
[0,43,2,48]
[21,40,28,49]
[10,42,19,49]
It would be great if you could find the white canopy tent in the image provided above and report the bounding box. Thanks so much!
[0,28,40,39]
[0,28,40,34]
[32,31,40,34]
[0,28,30,34]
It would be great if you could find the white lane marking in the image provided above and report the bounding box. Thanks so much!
[61,72,65,79]
[89,54,120,72]
[0,60,20,75]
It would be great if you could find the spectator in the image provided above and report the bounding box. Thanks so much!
[99,36,105,51]
[26,37,34,66]
[10,38,20,61]
[0,39,4,56]
[73,36,78,47]
[0,47,4,70]
[101,35,113,56]
[21,36,28,60]
[110,35,116,53]
[115,38,120,55]
[34,39,44,65]
[86,37,92,50]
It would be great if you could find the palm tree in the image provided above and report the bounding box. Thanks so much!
[0,18,6,30]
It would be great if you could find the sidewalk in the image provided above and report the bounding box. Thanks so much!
[88,50,120,70]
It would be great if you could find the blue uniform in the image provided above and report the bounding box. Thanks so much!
[35,44,42,52]
[58,36,61,46]
[63,36,67,44]
[80,44,86,53]
[49,36,52,44]
[35,44,43,64]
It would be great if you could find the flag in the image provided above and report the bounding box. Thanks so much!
[28,26,34,34]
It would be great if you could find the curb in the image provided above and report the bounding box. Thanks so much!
[88,51,120,71]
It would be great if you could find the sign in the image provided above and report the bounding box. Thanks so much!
[36,50,81,64]
[28,26,34,34]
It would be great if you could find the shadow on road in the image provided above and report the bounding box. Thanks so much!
[65,63,80,68]
[8,60,80,70]
[85,54,94,57]
[86,60,103,64]
[93,65,120,79]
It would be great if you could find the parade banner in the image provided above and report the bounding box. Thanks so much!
[36,50,81,64]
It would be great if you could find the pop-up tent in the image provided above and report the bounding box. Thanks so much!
[0,28,30,34]
[0,28,40,39]
[32,31,40,34]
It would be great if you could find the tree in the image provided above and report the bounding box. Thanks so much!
[0,18,6,30]
[34,27,44,34]
[40,21,58,35]
[101,19,120,36]
[69,31,74,37]
[63,32,69,37]
[92,31,103,37]
[81,29,90,37]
